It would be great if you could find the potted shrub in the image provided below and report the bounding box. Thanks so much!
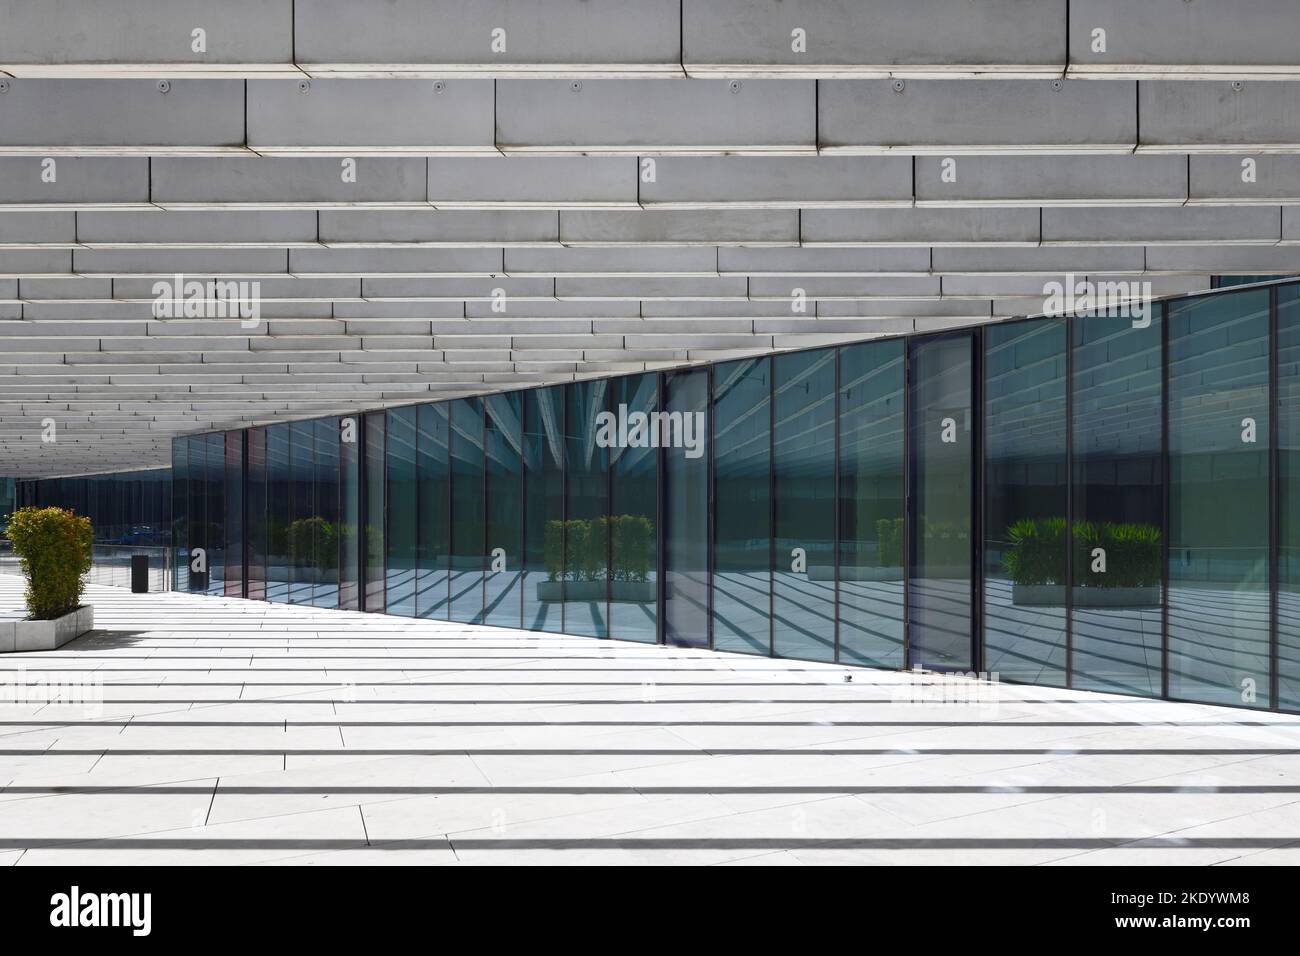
[1,506,95,652]
[1005,517,1162,607]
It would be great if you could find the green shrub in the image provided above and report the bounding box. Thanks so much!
[287,516,338,571]
[544,515,655,583]
[6,506,94,620]
[877,517,904,566]
[1004,516,1068,585]
[1003,517,1162,587]
[611,514,653,582]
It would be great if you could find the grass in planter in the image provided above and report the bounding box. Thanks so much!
[6,506,93,620]
[1004,517,1162,588]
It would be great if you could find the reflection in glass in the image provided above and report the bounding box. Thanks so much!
[485,393,524,628]
[713,359,771,655]
[908,335,974,670]
[838,340,905,667]
[609,374,659,643]
[363,412,386,613]
[773,349,835,662]
[564,381,609,638]
[266,424,290,603]
[246,428,267,602]
[1070,310,1165,695]
[524,387,566,633]
[338,417,361,611]
[663,369,709,647]
[450,398,485,624]
[289,421,314,605]
[313,418,340,610]
[1167,290,1271,708]
[983,320,1067,686]
[224,432,244,597]
[172,438,189,593]
[1280,287,1300,709]
[385,407,418,617]
[416,404,450,620]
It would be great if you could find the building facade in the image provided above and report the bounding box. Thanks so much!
[22,278,1300,714]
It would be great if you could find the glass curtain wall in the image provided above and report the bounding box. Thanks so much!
[416,404,451,620]
[773,349,836,663]
[983,319,1068,686]
[837,339,905,667]
[1279,286,1300,710]
[450,398,485,624]
[523,386,565,633]
[608,373,659,643]
[662,369,709,648]
[485,393,524,629]
[907,334,976,671]
[339,417,362,611]
[564,381,609,638]
[712,358,772,655]
[165,277,1300,715]
[386,407,418,617]
[1070,309,1165,695]
[363,412,386,613]
[1167,289,1272,708]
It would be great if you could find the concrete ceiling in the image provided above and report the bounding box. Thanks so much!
[2,0,1300,477]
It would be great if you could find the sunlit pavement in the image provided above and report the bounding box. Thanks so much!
[1,573,1299,866]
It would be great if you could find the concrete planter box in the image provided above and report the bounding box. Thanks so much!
[0,606,94,653]
[536,581,655,604]
[1012,585,1160,608]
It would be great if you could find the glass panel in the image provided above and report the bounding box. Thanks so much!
[246,428,267,602]
[1168,290,1271,708]
[450,397,485,624]
[224,432,244,597]
[172,438,189,592]
[288,421,314,605]
[266,424,291,603]
[837,339,905,667]
[338,416,361,611]
[1070,310,1165,695]
[609,374,659,644]
[523,387,566,633]
[385,407,418,617]
[205,433,225,596]
[713,358,771,655]
[563,381,609,638]
[314,418,340,609]
[363,411,386,613]
[1280,285,1300,710]
[908,334,974,670]
[485,393,524,629]
[417,403,451,620]
[773,349,836,662]
[188,437,208,593]
[663,369,709,648]
[983,320,1068,686]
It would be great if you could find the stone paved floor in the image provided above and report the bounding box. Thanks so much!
[2,573,1300,866]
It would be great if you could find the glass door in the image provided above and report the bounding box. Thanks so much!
[907,332,978,670]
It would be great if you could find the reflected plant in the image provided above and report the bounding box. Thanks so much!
[1004,517,1161,587]
[544,515,654,583]
[287,516,338,571]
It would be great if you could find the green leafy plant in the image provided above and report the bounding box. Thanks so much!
[287,516,338,571]
[6,506,93,620]
[544,515,655,583]
[1003,517,1162,588]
